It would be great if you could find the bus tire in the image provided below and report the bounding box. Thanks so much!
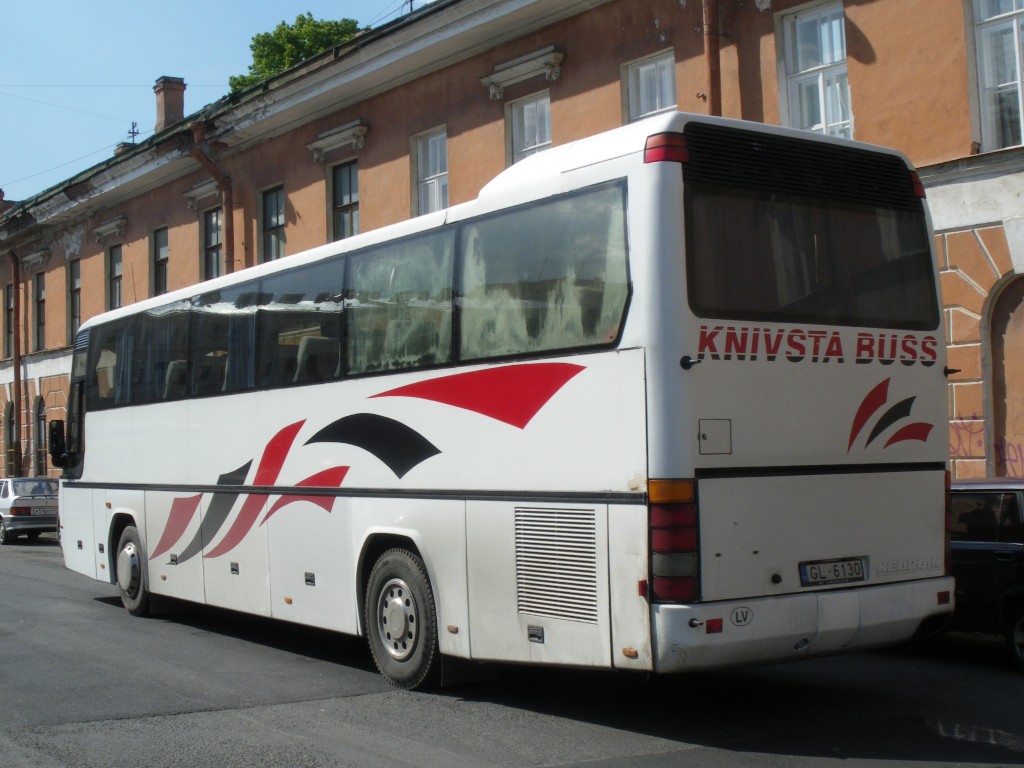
[116,525,150,617]
[1006,605,1024,673]
[365,548,439,689]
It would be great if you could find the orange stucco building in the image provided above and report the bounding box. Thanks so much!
[0,0,1019,479]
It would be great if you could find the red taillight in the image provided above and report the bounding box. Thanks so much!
[910,170,926,199]
[10,506,31,516]
[650,479,700,603]
[644,132,688,164]
[652,576,699,602]
[652,527,698,552]
[651,504,697,528]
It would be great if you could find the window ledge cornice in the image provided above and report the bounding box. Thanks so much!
[481,46,563,101]
[307,120,368,164]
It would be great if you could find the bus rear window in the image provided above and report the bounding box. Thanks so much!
[686,184,938,330]
[681,121,939,331]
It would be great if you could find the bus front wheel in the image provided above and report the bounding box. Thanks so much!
[116,526,150,617]
[365,548,439,689]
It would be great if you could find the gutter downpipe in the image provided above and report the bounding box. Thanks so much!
[703,0,722,117]
[6,250,21,476]
[188,123,235,275]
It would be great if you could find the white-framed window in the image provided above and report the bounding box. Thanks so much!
[780,2,852,138]
[68,261,81,342]
[108,244,122,310]
[152,227,169,297]
[625,50,677,122]
[332,160,359,240]
[975,0,1024,150]
[414,128,448,215]
[509,92,552,164]
[262,186,286,262]
[203,208,222,280]
[34,272,45,351]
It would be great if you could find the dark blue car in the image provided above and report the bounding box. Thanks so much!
[950,479,1024,672]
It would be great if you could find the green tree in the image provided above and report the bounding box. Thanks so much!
[229,13,363,93]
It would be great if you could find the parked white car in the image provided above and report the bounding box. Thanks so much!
[0,478,59,545]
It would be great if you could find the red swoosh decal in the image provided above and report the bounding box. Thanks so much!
[372,363,584,428]
[261,466,350,525]
[848,378,889,451]
[150,494,202,559]
[205,420,305,558]
[883,422,933,448]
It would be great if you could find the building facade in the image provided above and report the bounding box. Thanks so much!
[0,0,1020,478]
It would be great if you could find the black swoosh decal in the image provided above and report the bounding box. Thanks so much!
[306,414,440,478]
[865,397,915,447]
[175,460,251,564]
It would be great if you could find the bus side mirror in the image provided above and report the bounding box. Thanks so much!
[49,420,67,469]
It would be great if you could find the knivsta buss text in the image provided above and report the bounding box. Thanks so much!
[50,113,954,689]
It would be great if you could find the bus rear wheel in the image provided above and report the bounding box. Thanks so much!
[116,525,150,617]
[365,548,439,689]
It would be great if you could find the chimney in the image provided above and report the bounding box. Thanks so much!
[153,76,186,133]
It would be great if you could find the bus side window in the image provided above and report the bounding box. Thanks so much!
[191,285,257,396]
[458,181,629,362]
[85,319,134,410]
[163,360,189,399]
[258,258,344,388]
[93,349,117,403]
[139,302,190,403]
[346,231,453,376]
[294,335,340,383]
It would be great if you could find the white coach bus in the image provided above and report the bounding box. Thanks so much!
[50,113,954,688]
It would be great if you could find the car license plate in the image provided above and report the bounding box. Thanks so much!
[799,557,868,587]
[31,508,54,516]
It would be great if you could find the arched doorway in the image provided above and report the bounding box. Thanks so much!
[992,277,1024,477]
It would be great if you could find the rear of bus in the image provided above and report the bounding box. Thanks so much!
[640,115,953,671]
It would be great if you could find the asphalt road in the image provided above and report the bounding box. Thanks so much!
[1,534,1022,767]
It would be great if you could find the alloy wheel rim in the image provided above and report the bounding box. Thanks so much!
[376,577,418,661]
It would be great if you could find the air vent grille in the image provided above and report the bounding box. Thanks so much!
[683,121,921,211]
[514,507,598,624]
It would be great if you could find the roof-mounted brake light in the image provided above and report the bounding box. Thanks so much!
[644,133,688,164]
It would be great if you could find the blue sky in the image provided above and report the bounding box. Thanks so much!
[0,1,431,203]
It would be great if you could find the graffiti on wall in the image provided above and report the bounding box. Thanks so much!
[995,436,1024,477]
[950,413,985,459]
[951,411,1024,476]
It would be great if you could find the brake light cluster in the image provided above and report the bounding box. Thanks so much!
[649,479,700,602]
[9,506,32,516]
[643,132,688,164]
